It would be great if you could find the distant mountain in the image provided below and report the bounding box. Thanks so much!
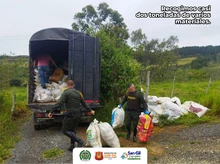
[178,45,220,57]
[0,55,29,62]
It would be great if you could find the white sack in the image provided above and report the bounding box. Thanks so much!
[181,101,209,117]
[162,101,184,120]
[51,88,62,98]
[98,122,120,148]
[147,96,160,105]
[59,82,67,92]
[111,107,125,129]
[42,89,52,96]
[35,85,43,93]
[45,83,52,89]
[37,93,54,102]
[51,82,59,89]
[86,119,102,147]
[171,96,181,106]
[148,104,164,115]
[158,97,171,104]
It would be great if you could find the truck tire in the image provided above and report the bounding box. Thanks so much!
[34,125,41,130]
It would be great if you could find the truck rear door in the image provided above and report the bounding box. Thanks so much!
[68,34,100,108]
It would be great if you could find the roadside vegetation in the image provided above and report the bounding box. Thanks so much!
[0,87,31,163]
[41,148,64,159]
[94,80,220,126]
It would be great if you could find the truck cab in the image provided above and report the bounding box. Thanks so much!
[27,28,101,130]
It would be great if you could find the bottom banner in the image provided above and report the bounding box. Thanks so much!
[73,147,147,164]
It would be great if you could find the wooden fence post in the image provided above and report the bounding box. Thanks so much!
[11,91,16,119]
[145,71,150,101]
[206,76,212,95]
[171,76,176,97]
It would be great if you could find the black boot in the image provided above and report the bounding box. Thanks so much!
[77,139,84,147]
[126,132,130,140]
[64,131,85,148]
[67,144,75,152]
[67,139,75,152]
[133,136,137,142]
[71,138,76,145]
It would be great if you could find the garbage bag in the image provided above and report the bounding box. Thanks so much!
[111,107,125,129]
[98,122,120,147]
[137,114,154,142]
[86,119,102,147]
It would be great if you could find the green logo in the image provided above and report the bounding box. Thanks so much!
[79,150,91,161]
[86,130,92,139]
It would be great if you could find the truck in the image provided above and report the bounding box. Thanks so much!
[27,27,101,130]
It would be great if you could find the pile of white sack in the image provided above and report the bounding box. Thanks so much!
[147,95,210,124]
[86,119,120,148]
[33,68,68,102]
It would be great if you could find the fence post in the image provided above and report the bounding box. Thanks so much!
[206,76,212,95]
[11,91,16,119]
[145,71,150,101]
[171,76,176,97]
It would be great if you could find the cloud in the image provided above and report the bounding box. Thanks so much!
[0,0,219,55]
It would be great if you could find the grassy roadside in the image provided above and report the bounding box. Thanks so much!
[0,87,31,164]
[149,80,220,116]
[95,80,220,127]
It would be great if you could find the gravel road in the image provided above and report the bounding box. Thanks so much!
[150,123,220,164]
[4,115,220,164]
[4,116,78,164]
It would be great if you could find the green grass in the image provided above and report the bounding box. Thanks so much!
[177,57,196,66]
[171,113,216,126]
[146,80,220,126]
[94,80,220,128]
[42,148,64,159]
[149,80,220,104]
[0,87,31,164]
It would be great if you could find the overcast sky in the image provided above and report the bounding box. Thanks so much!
[0,0,219,55]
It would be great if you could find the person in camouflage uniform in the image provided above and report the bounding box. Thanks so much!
[118,83,148,142]
[48,80,95,151]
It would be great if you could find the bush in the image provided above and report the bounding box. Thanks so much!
[191,56,211,69]
[96,29,141,102]
[0,88,30,163]
[10,79,21,87]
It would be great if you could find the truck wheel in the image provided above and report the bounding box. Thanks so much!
[34,125,41,130]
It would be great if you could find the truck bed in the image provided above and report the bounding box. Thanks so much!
[27,102,56,110]
[28,102,101,111]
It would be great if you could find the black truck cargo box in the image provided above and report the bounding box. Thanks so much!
[27,28,101,130]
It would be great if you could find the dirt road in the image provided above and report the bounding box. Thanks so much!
[4,115,220,164]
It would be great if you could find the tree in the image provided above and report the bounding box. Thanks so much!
[72,3,140,101]
[96,28,141,102]
[130,29,147,49]
[191,56,211,69]
[0,55,28,89]
[130,29,179,81]
[178,45,220,57]
[72,2,129,43]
